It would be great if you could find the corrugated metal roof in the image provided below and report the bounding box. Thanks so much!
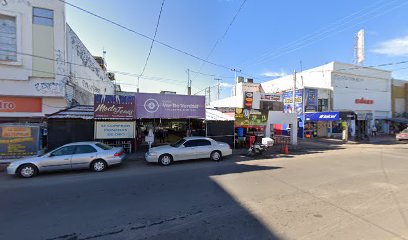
[47,105,94,120]
[206,108,234,121]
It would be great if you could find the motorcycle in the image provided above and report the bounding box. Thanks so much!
[247,137,274,156]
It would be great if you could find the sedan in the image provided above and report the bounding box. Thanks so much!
[396,128,408,141]
[145,137,232,166]
[7,142,125,178]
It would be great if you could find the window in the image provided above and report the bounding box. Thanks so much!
[51,146,76,156]
[318,99,329,112]
[0,14,17,61]
[74,145,97,154]
[184,139,211,147]
[95,143,113,150]
[33,7,53,26]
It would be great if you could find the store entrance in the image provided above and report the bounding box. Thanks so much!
[355,120,368,140]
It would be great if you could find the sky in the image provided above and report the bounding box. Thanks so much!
[65,0,408,99]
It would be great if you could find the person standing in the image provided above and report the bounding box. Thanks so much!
[372,125,377,137]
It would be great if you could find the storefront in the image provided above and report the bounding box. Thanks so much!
[234,108,268,148]
[0,124,42,159]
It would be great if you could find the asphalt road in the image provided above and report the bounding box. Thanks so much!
[0,143,408,240]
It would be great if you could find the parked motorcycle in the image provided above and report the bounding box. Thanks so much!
[247,137,274,156]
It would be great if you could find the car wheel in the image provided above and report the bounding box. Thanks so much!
[91,159,107,172]
[17,164,38,178]
[210,151,222,161]
[159,154,173,166]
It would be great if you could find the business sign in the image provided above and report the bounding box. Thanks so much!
[135,93,205,119]
[243,92,253,109]
[356,112,373,121]
[0,97,42,113]
[355,98,374,104]
[94,95,135,119]
[282,89,303,116]
[0,126,40,158]
[305,112,340,121]
[260,93,282,102]
[95,121,135,139]
[304,88,318,112]
[234,108,268,127]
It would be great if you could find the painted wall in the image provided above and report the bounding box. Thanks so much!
[392,79,408,117]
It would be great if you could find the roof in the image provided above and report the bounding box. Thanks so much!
[205,108,234,121]
[183,136,213,141]
[47,105,94,120]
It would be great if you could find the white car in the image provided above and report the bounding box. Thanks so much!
[145,137,232,166]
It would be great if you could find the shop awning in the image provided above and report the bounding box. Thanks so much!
[388,117,408,124]
[305,112,340,121]
[205,108,234,121]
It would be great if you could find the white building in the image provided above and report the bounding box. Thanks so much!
[262,61,393,137]
[0,0,115,123]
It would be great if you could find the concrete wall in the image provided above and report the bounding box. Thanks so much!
[392,79,408,117]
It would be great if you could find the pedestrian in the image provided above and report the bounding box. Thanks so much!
[372,125,377,137]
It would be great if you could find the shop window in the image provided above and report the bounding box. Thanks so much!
[318,99,329,112]
[0,14,17,61]
[33,7,54,26]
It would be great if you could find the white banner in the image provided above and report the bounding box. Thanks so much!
[95,121,135,139]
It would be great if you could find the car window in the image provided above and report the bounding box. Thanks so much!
[95,143,113,150]
[51,146,76,156]
[184,139,211,147]
[183,140,197,147]
[171,139,186,147]
[402,129,408,133]
[74,145,97,154]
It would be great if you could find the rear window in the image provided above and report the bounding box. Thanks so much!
[95,143,113,150]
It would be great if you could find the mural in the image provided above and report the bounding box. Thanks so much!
[34,82,64,95]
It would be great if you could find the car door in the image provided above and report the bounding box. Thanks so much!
[71,145,98,169]
[180,140,199,160]
[40,146,76,171]
[194,139,213,158]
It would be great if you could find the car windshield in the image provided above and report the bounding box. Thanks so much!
[402,129,408,133]
[170,139,186,147]
[95,143,113,150]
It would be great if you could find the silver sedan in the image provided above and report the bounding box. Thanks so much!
[7,142,125,178]
[145,137,232,166]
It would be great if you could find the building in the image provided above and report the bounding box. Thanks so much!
[391,79,408,118]
[0,0,115,124]
[262,61,393,139]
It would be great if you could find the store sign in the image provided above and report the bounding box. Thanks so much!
[94,95,135,119]
[244,92,253,109]
[355,98,374,104]
[260,93,281,102]
[0,126,40,158]
[135,93,205,119]
[305,112,340,121]
[0,97,42,113]
[282,89,303,115]
[95,121,135,139]
[304,88,318,112]
[356,113,373,121]
[234,108,268,126]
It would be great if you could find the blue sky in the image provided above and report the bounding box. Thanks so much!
[66,0,408,98]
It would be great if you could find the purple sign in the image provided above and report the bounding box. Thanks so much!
[94,95,135,119]
[135,93,205,119]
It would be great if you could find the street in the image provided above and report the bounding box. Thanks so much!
[1,143,408,240]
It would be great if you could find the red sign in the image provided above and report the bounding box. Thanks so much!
[0,97,42,112]
[355,98,374,104]
[244,92,253,109]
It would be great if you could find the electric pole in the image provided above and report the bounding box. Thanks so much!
[214,78,221,100]
[187,69,191,95]
[293,70,296,113]
[208,86,211,104]
[231,68,241,96]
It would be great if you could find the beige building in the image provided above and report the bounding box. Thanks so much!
[391,79,408,118]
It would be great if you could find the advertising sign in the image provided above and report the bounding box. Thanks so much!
[135,93,205,119]
[304,88,318,112]
[234,108,268,127]
[305,112,340,121]
[282,89,303,115]
[95,121,135,139]
[260,93,282,102]
[0,126,40,158]
[94,95,135,119]
[0,97,42,113]
[243,92,253,109]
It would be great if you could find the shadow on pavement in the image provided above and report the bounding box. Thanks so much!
[0,159,283,240]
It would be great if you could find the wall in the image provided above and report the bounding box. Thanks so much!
[392,79,408,117]
[210,95,244,108]
[233,82,262,96]
[66,24,115,105]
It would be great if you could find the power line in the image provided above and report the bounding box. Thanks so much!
[59,0,235,71]
[138,0,166,91]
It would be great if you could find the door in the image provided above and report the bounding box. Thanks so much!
[71,145,98,169]
[179,140,199,160]
[194,139,213,158]
[41,146,76,171]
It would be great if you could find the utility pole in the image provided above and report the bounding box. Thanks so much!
[231,68,241,96]
[214,78,221,100]
[187,69,191,95]
[208,86,211,104]
[293,70,296,113]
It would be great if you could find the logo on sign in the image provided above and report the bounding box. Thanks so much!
[0,100,16,110]
[319,114,337,119]
[355,98,374,104]
[144,98,159,113]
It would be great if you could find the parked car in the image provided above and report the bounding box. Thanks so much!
[7,142,125,178]
[396,128,408,141]
[145,137,232,166]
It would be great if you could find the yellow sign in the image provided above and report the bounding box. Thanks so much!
[2,127,31,138]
